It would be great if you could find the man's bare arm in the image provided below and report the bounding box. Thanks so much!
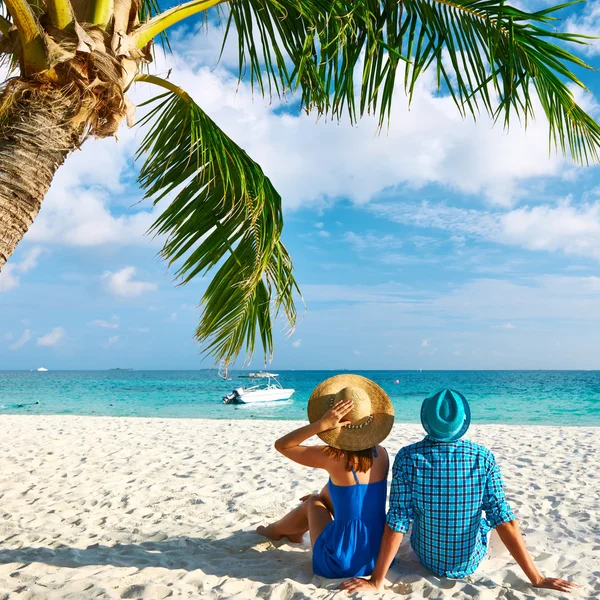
[496,520,579,593]
[337,525,404,592]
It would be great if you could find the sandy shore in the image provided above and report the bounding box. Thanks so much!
[0,416,597,599]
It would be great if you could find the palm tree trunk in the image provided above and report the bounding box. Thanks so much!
[0,85,84,269]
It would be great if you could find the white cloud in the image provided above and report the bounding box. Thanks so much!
[370,197,600,262]
[0,266,18,293]
[295,274,600,368]
[132,39,577,212]
[129,327,149,333]
[381,253,440,266]
[430,276,600,322]
[421,339,430,347]
[0,247,43,292]
[291,338,302,348]
[106,335,119,347]
[345,232,404,252]
[500,323,517,330]
[27,187,156,247]
[302,282,415,304]
[37,327,65,347]
[566,2,600,55]
[412,236,438,249]
[10,329,32,350]
[303,274,600,323]
[89,319,119,329]
[315,222,325,229]
[103,267,158,298]
[180,303,197,311]
[500,200,600,258]
[18,248,43,271]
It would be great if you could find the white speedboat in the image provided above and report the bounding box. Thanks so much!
[37,367,48,372]
[223,377,294,404]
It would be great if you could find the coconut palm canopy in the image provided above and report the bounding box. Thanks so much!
[0,0,599,365]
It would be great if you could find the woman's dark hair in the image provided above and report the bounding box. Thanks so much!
[324,446,374,473]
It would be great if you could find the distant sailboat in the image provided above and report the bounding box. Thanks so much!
[218,360,231,380]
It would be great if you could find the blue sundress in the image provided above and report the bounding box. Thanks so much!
[312,448,389,578]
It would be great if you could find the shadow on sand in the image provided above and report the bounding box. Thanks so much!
[0,531,316,586]
[0,532,476,594]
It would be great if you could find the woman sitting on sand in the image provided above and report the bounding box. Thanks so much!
[257,375,394,579]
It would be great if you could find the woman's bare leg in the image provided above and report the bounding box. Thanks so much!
[319,483,333,515]
[257,502,309,543]
[257,485,333,544]
[305,494,333,548]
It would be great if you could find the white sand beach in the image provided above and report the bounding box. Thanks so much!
[0,416,597,599]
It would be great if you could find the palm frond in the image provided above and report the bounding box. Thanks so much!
[138,0,171,55]
[222,0,331,101]
[135,81,300,364]
[2,0,46,73]
[224,0,600,163]
[0,12,19,75]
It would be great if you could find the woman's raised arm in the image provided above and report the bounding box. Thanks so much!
[274,399,353,468]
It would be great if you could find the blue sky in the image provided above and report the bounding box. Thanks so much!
[2,1,600,370]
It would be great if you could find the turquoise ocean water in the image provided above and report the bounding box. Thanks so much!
[1,370,599,426]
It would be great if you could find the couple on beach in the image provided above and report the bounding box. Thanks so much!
[257,374,577,593]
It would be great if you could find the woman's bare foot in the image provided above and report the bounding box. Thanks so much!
[256,524,304,543]
[256,524,280,540]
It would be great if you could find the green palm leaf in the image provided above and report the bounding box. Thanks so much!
[136,84,300,364]
[224,0,600,163]
[0,8,19,74]
[138,0,171,54]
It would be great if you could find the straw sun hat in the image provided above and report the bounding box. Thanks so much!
[307,374,394,451]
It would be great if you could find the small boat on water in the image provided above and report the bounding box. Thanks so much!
[223,376,294,404]
[239,371,279,379]
[37,367,48,372]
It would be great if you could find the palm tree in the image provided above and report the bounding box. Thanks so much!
[0,0,599,364]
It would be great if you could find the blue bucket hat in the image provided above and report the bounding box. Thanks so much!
[420,389,471,442]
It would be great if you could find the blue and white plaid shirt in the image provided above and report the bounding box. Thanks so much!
[387,437,514,578]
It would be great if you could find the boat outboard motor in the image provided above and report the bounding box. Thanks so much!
[223,388,244,404]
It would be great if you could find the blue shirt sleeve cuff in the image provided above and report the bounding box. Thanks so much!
[386,515,411,533]
[487,507,515,529]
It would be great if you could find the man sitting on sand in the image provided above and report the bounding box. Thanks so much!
[340,389,578,594]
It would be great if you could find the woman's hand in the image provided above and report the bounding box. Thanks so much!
[317,398,353,431]
[338,577,380,592]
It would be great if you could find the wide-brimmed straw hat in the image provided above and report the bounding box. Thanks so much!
[307,374,394,451]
